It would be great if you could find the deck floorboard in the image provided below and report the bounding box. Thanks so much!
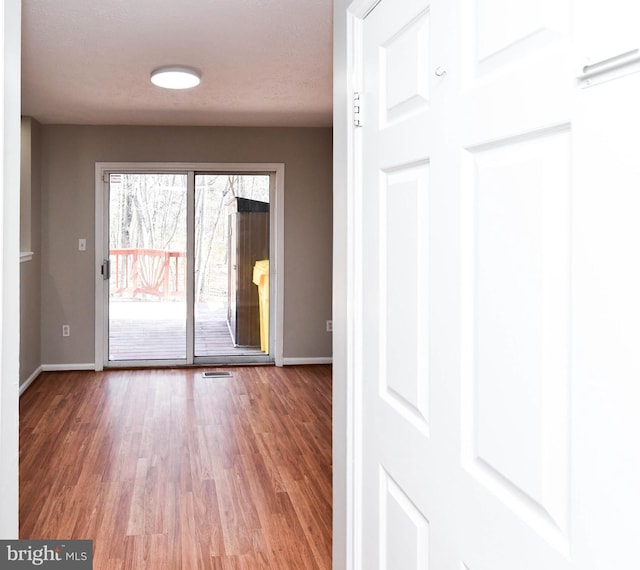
[108,301,265,361]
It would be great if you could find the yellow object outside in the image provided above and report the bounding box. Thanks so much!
[252,259,269,353]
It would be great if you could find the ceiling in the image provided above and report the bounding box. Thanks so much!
[21,0,333,127]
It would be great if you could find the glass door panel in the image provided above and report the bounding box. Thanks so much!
[108,173,187,361]
[194,174,270,357]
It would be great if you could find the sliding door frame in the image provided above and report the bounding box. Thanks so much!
[94,162,285,370]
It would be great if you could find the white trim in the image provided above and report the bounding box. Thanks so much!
[94,162,285,368]
[186,171,195,365]
[335,2,378,568]
[272,168,285,367]
[23,359,329,386]
[105,356,274,368]
[334,1,356,568]
[350,7,365,567]
[282,357,332,365]
[1,0,22,538]
[94,167,106,371]
[42,363,95,372]
[104,359,187,369]
[20,251,34,262]
[19,366,43,396]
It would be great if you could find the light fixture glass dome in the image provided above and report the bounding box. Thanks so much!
[150,66,201,89]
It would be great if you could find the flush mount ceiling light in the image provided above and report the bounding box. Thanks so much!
[150,66,201,89]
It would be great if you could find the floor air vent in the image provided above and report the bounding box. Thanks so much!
[202,371,233,378]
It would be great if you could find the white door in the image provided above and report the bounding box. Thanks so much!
[354,0,640,568]
[359,0,444,567]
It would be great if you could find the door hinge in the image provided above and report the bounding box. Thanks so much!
[103,172,110,183]
[353,92,363,127]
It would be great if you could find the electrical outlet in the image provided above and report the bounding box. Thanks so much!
[62,325,70,337]
[326,320,333,332]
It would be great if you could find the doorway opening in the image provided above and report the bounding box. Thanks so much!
[94,163,284,369]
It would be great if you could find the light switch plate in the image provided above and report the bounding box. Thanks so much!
[78,238,87,251]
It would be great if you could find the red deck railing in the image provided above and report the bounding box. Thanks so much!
[110,248,186,300]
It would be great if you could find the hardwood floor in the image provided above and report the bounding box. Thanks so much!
[19,365,332,569]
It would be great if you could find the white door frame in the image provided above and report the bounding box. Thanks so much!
[333,1,379,568]
[0,0,21,538]
[94,162,285,370]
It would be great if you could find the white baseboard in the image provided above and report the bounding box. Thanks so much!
[19,359,328,395]
[42,363,96,372]
[19,365,43,396]
[282,357,332,365]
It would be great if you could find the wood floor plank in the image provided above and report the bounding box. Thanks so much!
[20,365,332,569]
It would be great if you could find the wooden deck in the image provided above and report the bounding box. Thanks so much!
[109,301,265,361]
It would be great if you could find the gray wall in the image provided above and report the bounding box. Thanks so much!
[20,118,42,384]
[39,126,333,365]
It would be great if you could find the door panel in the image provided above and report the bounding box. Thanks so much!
[358,0,576,568]
[468,0,571,79]
[382,162,430,430]
[460,126,572,550]
[381,471,430,569]
[382,8,431,125]
[108,173,187,361]
[194,174,270,358]
[459,0,573,145]
[361,1,434,568]
[454,0,574,563]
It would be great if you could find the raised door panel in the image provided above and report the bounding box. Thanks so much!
[381,469,430,569]
[459,0,573,147]
[461,127,571,551]
[452,0,575,563]
[469,0,571,79]
[382,162,430,433]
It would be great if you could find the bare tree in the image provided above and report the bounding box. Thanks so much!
[109,172,269,302]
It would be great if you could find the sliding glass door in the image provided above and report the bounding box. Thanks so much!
[108,173,187,360]
[103,168,273,366]
[194,174,270,358]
